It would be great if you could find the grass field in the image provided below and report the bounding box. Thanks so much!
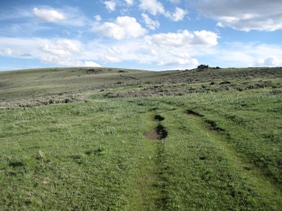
[0,66,282,210]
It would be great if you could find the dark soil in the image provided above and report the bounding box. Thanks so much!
[156,124,168,139]
[205,119,225,132]
[154,115,165,121]
[185,110,203,117]
[144,124,168,140]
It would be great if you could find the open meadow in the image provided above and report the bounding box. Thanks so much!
[0,66,282,210]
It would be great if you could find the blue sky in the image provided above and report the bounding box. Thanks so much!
[0,0,282,71]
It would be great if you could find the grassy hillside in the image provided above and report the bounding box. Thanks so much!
[0,67,282,210]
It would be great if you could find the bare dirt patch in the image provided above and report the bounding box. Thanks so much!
[144,129,159,140]
[145,124,168,140]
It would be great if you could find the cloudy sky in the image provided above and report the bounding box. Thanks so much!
[0,0,282,71]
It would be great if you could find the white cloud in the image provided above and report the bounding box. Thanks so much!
[0,38,41,57]
[38,39,91,67]
[192,30,219,46]
[4,48,13,56]
[33,8,66,22]
[142,14,160,30]
[99,55,121,63]
[41,39,81,57]
[158,58,199,66]
[255,56,282,67]
[40,56,101,67]
[125,0,134,5]
[95,15,102,21]
[104,1,116,11]
[1,46,33,58]
[92,16,147,40]
[146,30,218,47]
[2,34,281,70]
[168,7,187,22]
[139,0,186,22]
[203,42,282,68]
[107,46,122,55]
[32,7,87,27]
[83,61,101,67]
[139,0,165,15]
[197,0,282,31]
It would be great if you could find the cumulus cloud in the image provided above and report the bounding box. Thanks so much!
[256,57,282,67]
[168,7,187,22]
[104,1,116,11]
[204,42,282,68]
[197,0,282,31]
[37,39,100,67]
[40,39,81,57]
[92,16,147,40]
[139,0,165,15]
[146,30,218,47]
[143,30,218,68]
[139,0,186,21]
[40,56,101,67]
[142,14,160,30]
[0,37,111,67]
[3,34,281,70]
[192,30,219,46]
[33,8,66,22]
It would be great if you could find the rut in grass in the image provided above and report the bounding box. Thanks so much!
[129,114,169,210]
[145,115,167,140]
[185,109,203,117]
[144,125,167,140]
[186,109,225,132]
[184,109,282,198]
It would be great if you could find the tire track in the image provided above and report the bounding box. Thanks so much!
[185,109,282,197]
[147,114,169,210]
[128,114,169,210]
[127,100,282,208]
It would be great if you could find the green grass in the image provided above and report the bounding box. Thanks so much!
[0,67,282,210]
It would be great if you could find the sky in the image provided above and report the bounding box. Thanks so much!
[0,0,282,71]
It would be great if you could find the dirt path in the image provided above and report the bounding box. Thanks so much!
[126,114,168,210]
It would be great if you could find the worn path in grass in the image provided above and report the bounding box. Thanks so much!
[125,98,282,210]
[127,114,168,210]
[1,92,282,210]
[184,109,282,208]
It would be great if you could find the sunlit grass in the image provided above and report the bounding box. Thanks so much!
[0,67,281,210]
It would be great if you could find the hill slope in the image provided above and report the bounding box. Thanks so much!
[0,67,282,210]
[1,66,281,109]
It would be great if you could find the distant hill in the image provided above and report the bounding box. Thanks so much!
[1,66,281,109]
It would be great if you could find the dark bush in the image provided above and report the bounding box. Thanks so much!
[197,64,209,70]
